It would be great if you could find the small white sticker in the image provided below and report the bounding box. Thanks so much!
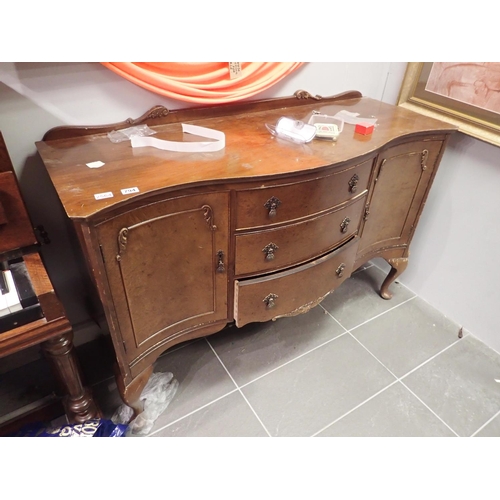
[87,161,105,169]
[121,187,140,195]
[94,192,114,200]
[228,62,242,79]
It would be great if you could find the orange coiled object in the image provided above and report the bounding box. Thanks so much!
[101,62,304,104]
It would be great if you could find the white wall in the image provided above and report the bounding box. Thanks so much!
[1,62,498,354]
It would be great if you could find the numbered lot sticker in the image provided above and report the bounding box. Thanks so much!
[121,187,140,195]
[94,192,114,200]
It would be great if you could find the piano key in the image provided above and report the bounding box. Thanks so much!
[0,303,43,333]
[0,270,7,294]
[0,260,43,333]
[3,269,22,313]
[9,260,38,308]
[0,283,9,316]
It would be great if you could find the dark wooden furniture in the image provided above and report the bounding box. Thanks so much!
[0,132,99,424]
[36,91,457,416]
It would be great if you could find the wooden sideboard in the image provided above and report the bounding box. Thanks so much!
[36,91,457,416]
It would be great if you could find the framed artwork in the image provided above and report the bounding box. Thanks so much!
[398,62,500,147]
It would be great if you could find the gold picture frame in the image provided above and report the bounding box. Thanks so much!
[398,62,500,147]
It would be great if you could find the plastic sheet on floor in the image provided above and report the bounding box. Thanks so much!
[112,371,179,437]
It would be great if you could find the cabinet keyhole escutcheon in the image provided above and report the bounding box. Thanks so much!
[264,196,281,218]
[216,250,225,273]
[263,293,278,309]
[262,242,279,261]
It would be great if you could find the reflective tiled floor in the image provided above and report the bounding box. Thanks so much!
[2,263,500,437]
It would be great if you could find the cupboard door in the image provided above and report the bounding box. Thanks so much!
[97,192,229,363]
[357,140,444,257]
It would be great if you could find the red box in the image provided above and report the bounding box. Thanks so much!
[355,122,374,135]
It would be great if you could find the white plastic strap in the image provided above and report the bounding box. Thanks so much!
[131,124,225,152]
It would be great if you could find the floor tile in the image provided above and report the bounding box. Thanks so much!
[241,333,396,437]
[208,306,345,386]
[321,265,415,330]
[147,339,236,433]
[152,391,269,437]
[316,382,455,437]
[403,335,500,437]
[474,412,500,437]
[351,296,462,377]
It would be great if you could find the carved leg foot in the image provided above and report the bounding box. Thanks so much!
[41,330,100,423]
[116,364,154,418]
[380,257,408,300]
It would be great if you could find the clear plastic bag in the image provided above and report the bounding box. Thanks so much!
[107,124,157,143]
[112,371,179,437]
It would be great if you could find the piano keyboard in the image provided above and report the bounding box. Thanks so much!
[0,258,43,333]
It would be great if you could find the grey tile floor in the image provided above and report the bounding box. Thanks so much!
[2,262,500,437]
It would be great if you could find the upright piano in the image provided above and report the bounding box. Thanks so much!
[0,131,99,426]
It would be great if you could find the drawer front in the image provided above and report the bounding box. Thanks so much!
[235,195,366,276]
[235,158,373,230]
[234,237,359,327]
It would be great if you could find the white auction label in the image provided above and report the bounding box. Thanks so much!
[94,192,114,200]
[121,187,140,195]
[87,161,105,168]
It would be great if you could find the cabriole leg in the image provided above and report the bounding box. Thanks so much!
[380,257,409,300]
[117,364,154,418]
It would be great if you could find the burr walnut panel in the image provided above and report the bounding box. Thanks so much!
[234,194,366,277]
[234,236,359,327]
[235,158,373,230]
[96,191,229,366]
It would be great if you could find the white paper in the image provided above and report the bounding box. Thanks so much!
[94,192,113,200]
[87,160,105,169]
[121,187,140,195]
[131,124,225,152]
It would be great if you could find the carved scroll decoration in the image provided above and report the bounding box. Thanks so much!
[115,204,216,262]
[421,149,429,171]
[271,292,330,321]
[116,228,129,262]
[202,204,217,231]
[294,90,323,101]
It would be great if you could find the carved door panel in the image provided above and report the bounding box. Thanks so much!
[96,192,229,364]
[357,139,444,258]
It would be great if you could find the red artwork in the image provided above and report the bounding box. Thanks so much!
[426,62,500,115]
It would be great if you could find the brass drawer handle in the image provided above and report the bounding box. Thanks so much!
[264,196,281,218]
[340,217,350,233]
[348,174,359,193]
[262,242,279,261]
[336,263,346,278]
[263,293,278,309]
[216,250,225,273]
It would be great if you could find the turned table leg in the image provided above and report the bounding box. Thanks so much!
[380,257,408,300]
[41,330,100,423]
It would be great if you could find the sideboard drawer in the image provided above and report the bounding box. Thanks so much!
[234,236,359,327]
[235,194,366,276]
[235,158,373,230]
